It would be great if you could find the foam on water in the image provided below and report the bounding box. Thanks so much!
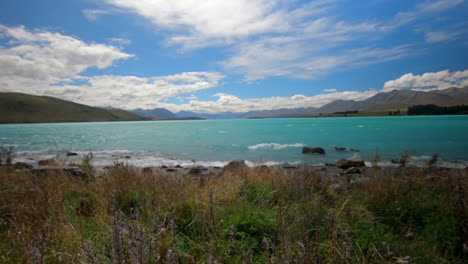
[248,143,305,150]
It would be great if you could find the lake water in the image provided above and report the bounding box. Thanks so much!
[1,115,467,168]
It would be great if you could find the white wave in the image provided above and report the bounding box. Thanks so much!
[357,125,364,128]
[410,155,432,161]
[218,131,227,133]
[248,143,305,150]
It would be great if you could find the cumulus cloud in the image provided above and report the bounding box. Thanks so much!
[0,24,134,88]
[383,69,468,91]
[104,0,289,49]
[0,24,225,110]
[153,90,380,114]
[10,72,225,110]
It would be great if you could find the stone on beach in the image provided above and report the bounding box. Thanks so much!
[38,158,57,166]
[336,158,366,169]
[222,160,248,173]
[189,167,203,174]
[302,147,326,155]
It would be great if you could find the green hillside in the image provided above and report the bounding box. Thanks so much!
[0,92,146,123]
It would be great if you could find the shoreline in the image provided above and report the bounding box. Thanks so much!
[10,150,468,171]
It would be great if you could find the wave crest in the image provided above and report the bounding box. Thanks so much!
[248,143,305,150]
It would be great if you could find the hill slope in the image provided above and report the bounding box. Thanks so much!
[309,86,468,115]
[0,92,146,123]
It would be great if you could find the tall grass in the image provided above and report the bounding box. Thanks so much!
[0,160,466,263]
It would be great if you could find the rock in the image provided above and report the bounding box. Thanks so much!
[142,167,153,173]
[331,147,360,152]
[166,168,177,172]
[328,183,345,195]
[175,165,183,168]
[124,156,131,159]
[283,165,297,169]
[325,163,336,167]
[345,167,361,174]
[302,147,326,155]
[189,167,203,174]
[14,162,33,170]
[30,167,88,180]
[332,147,347,151]
[222,160,248,173]
[336,158,365,169]
[391,159,399,164]
[66,152,78,156]
[160,165,168,169]
[38,158,57,166]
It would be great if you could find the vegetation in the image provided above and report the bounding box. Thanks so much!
[0,156,467,263]
[0,92,146,123]
[408,104,468,115]
[304,109,408,118]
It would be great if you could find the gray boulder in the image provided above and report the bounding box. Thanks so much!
[302,147,326,155]
[38,158,57,166]
[189,167,203,174]
[332,147,360,152]
[222,160,248,173]
[336,158,366,169]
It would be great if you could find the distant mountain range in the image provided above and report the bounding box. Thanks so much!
[134,86,468,119]
[131,108,177,118]
[0,92,145,123]
[3,86,467,123]
[313,86,468,115]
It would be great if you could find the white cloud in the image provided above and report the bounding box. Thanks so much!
[392,0,465,27]
[324,89,337,92]
[15,72,225,110]
[0,25,134,87]
[108,37,132,46]
[153,90,379,114]
[105,0,290,49]
[0,25,225,110]
[223,43,413,81]
[100,0,464,81]
[383,69,468,91]
[83,9,116,21]
[425,30,464,43]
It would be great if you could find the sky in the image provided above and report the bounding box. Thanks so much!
[0,0,468,114]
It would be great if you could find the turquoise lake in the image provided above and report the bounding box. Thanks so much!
[1,115,467,167]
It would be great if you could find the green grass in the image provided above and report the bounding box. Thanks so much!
[0,160,466,263]
[0,92,146,123]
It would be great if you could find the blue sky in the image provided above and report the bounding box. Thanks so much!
[1,0,467,113]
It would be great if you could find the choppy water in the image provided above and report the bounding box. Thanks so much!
[1,116,467,168]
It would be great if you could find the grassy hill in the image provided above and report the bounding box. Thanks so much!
[0,92,146,123]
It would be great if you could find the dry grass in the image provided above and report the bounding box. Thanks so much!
[0,159,467,263]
